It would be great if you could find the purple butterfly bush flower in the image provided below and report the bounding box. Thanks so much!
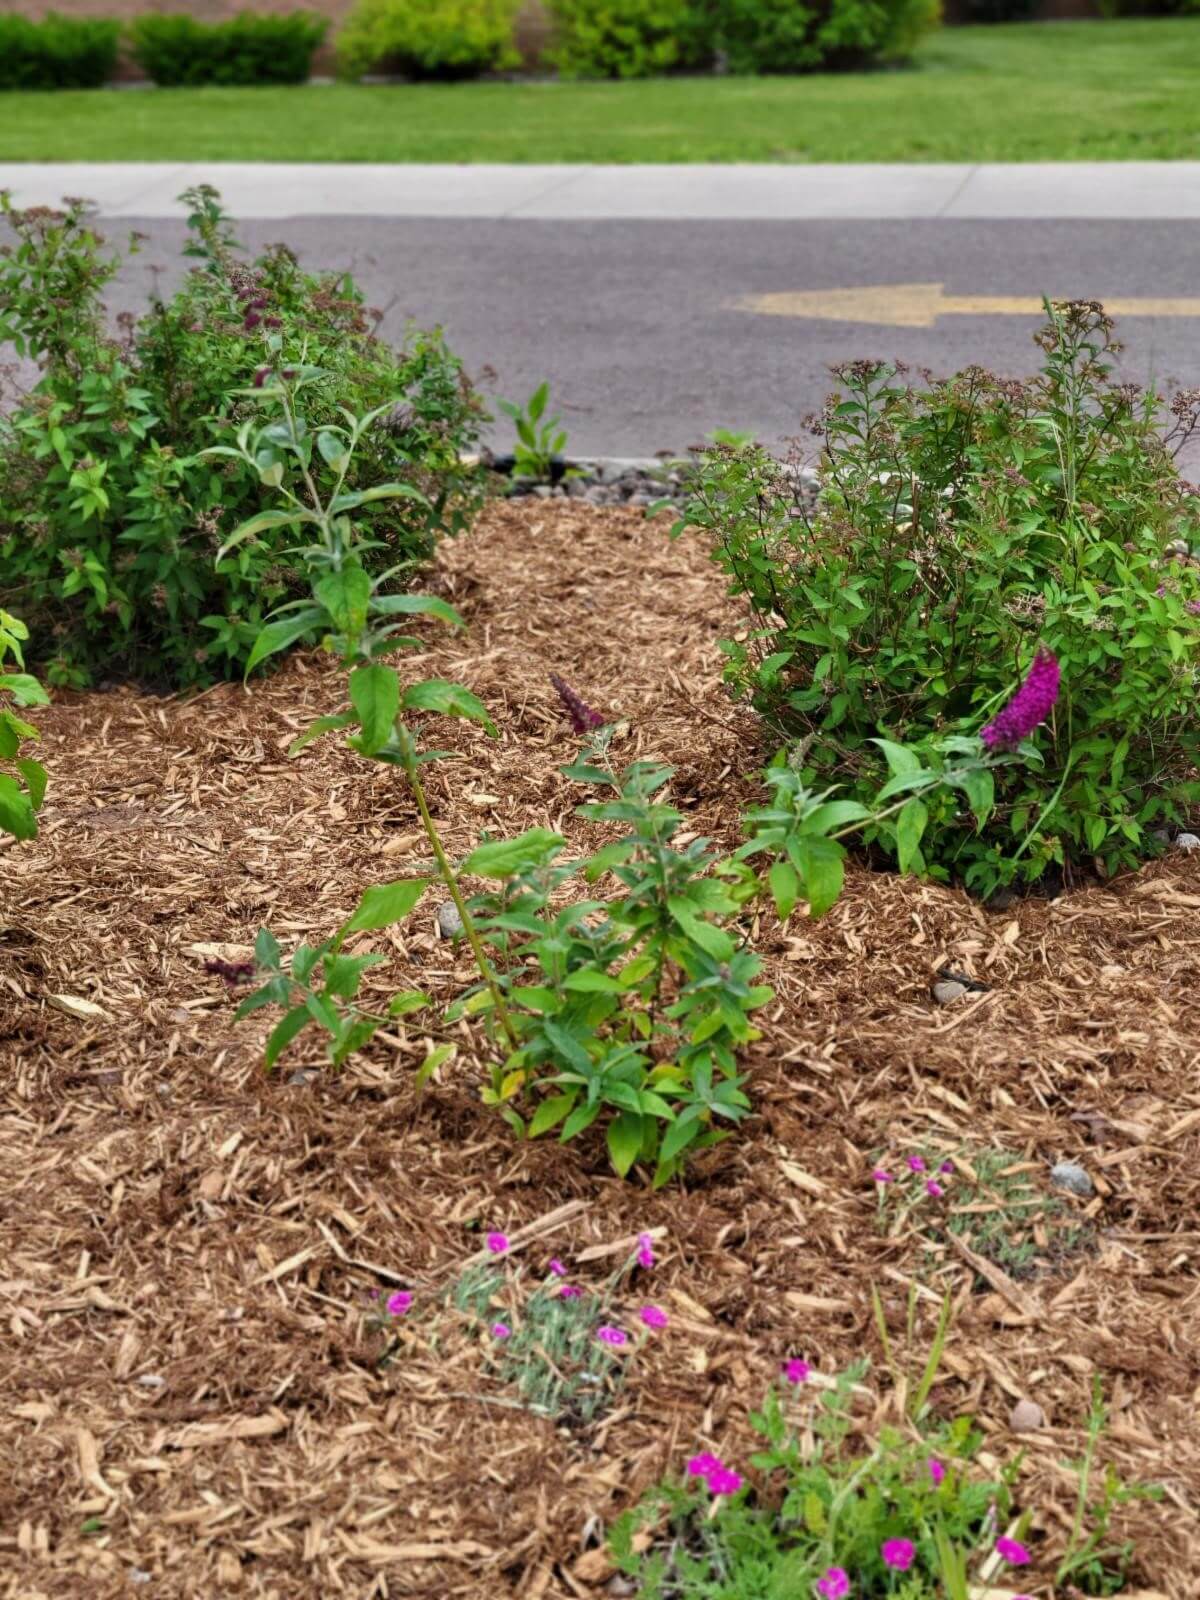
[549,672,605,734]
[981,647,1061,751]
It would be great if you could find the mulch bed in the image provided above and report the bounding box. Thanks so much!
[2,500,1197,1598]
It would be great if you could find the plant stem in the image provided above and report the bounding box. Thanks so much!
[399,740,519,1050]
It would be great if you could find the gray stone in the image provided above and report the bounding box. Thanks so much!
[1009,1398,1046,1433]
[931,979,968,1006]
[287,1066,321,1088]
[436,901,465,940]
[129,1571,152,1585]
[134,1373,165,1390]
[1175,832,1200,852]
[1050,1161,1094,1198]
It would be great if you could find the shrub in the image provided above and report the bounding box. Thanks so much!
[0,611,49,843]
[337,0,520,81]
[129,11,327,87]
[0,14,120,91]
[0,186,486,689]
[705,0,940,74]
[545,0,711,79]
[676,302,1200,898]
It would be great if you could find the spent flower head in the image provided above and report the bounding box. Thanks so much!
[549,672,605,734]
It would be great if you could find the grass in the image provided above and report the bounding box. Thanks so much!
[0,20,1198,163]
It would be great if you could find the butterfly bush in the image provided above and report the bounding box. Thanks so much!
[676,301,1200,897]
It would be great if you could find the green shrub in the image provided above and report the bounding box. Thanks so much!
[0,611,49,843]
[129,11,327,87]
[545,0,711,78]
[706,0,940,74]
[676,302,1200,898]
[337,0,520,80]
[0,13,120,90]
[0,186,486,690]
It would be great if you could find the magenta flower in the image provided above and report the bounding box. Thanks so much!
[637,1231,656,1269]
[549,672,605,734]
[706,1465,743,1496]
[687,1452,722,1479]
[907,1156,926,1172]
[486,1232,509,1255]
[881,1538,915,1571]
[559,1284,583,1299]
[995,1536,1031,1566]
[783,1358,811,1384]
[491,1322,510,1340]
[872,1169,895,1184]
[386,1290,413,1316]
[927,1457,946,1486]
[640,1304,669,1329]
[981,647,1061,751]
[815,1569,850,1600]
[597,1325,627,1347]
[548,1257,567,1277]
[925,1180,945,1198]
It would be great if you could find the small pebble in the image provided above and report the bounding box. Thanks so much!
[287,1067,321,1088]
[129,1571,152,1585]
[1050,1161,1094,1198]
[436,901,465,939]
[1175,832,1199,852]
[1009,1398,1046,1433]
[134,1373,165,1390]
[931,979,968,1006]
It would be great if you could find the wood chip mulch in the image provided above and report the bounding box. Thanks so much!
[2,500,1198,1598]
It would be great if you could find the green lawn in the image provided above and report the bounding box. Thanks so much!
[1,20,1198,163]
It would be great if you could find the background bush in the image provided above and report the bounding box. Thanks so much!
[338,0,520,80]
[678,303,1200,897]
[130,12,327,87]
[546,0,711,79]
[0,187,486,690]
[0,13,120,90]
[705,0,940,74]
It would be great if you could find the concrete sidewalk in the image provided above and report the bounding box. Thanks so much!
[2,161,1200,220]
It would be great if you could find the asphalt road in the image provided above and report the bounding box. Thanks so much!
[41,215,1200,463]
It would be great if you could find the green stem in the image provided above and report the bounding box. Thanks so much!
[399,739,519,1051]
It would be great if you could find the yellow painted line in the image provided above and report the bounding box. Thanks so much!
[737,282,1200,329]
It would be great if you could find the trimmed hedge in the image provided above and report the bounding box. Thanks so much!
[129,11,327,87]
[0,13,120,91]
[337,0,521,80]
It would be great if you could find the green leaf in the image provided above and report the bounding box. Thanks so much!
[954,766,995,829]
[254,927,282,970]
[667,897,735,961]
[317,428,350,469]
[264,1005,310,1070]
[895,797,928,876]
[16,757,47,812]
[415,1042,454,1089]
[349,663,400,755]
[528,1093,575,1138]
[462,827,565,878]
[0,773,37,840]
[658,1105,703,1164]
[244,607,326,677]
[789,835,844,918]
[288,709,357,755]
[607,1111,644,1178]
[873,737,923,778]
[314,565,371,636]
[369,593,464,628]
[401,679,496,735]
[0,673,50,707]
[217,507,305,562]
[336,879,428,943]
[330,482,430,513]
[388,990,431,1016]
[560,1100,602,1141]
[768,860,799,919]
[563,968,627,993]
[543,1019,594,1074]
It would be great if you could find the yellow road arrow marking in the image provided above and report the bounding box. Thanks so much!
[737,283,1200,329]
